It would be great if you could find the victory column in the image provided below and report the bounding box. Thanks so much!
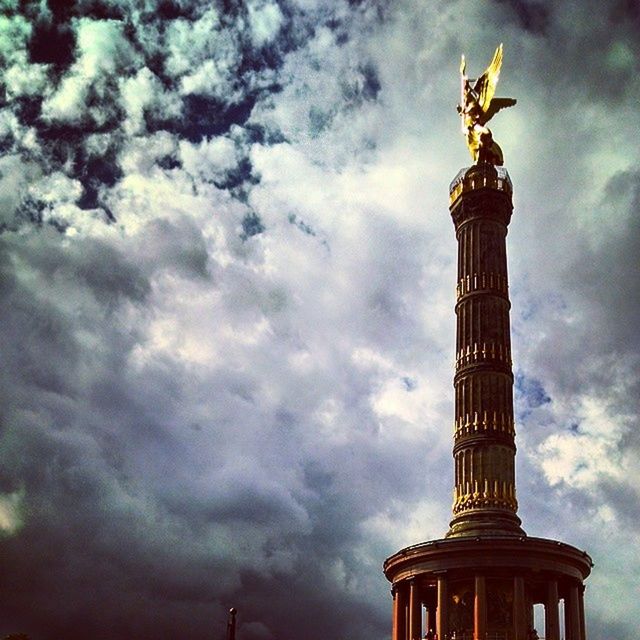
[383,45,592,640]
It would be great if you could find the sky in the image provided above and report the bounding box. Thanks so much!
[0,0,638,638]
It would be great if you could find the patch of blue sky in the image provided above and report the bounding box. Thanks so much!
[515,371,551,420]
[401,376,417,391]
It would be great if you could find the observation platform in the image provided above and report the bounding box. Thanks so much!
[384,535,592,640]
[449,164,513,206]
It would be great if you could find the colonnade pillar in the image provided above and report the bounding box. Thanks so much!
[579,585,586,640]
[394,581,431,640]
[474,575,486,640]
[545,580,560,640]
[513,576,526,640]
[409,580,422,640]
[392,587,400,640]
[565,583,582,640]
[436,576,448,640]
[392,583,407,640]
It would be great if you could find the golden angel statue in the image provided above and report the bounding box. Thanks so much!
[457,44,516,165]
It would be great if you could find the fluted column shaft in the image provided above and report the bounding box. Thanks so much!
[448,163,523,537]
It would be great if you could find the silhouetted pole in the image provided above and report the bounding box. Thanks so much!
[226,607,237,640]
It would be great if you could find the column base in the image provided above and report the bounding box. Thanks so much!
[384,536,592,640]
[446,508,525,538]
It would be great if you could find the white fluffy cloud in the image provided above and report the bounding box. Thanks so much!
[42,18,138,123]
[247,0,284,47]
[120,67,182,135]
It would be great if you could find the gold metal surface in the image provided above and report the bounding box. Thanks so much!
[456,272,508,299]
[453,412,515,438]
[448,164,513,205]
[452,480,518,514]
[457,44,516,165]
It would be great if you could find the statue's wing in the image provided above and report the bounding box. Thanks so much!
[473,44,503,114]
[483,97,517,123]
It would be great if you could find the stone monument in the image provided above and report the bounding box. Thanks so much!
[383,45,592,640]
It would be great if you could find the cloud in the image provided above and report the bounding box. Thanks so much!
[4,57,48,99]
[0,14,32,66]
[0,490,24,536]
[0,0,638,639]
[119,67,182,135]
[179,135,239,181]
[42,18,137,123]
[536,397,629,489]
[247,0,284,48]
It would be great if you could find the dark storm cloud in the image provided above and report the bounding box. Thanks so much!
[0,231,149,399]
[607,0,640,25]
[0,3,400,636]
[0,229,288,637]
[567,169,640,350]
[235,566,386,640]
[492,0,550,34]
[0,0,638,638]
